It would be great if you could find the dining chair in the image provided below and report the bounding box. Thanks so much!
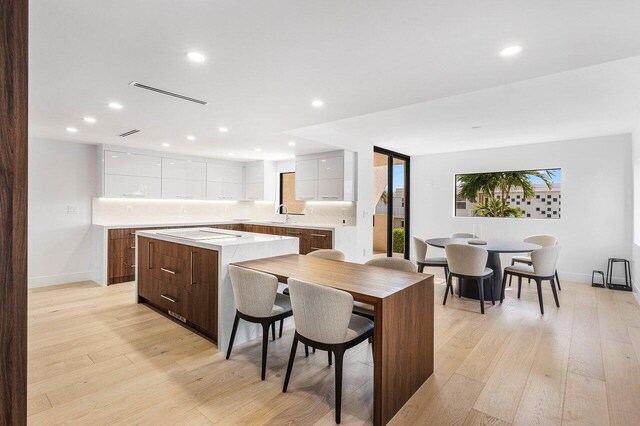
[353,257,417,319]
[307,249,346,261]
[450,232,478,238]
[444,244,494,314]
[509,235,561,290]
[227,265,293,380]
[413,237,451,295]
[501,245,561,315]
[283,278,374,424]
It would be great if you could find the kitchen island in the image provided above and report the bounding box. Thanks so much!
[135,227,298,352]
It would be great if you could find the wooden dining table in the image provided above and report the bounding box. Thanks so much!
[232,254,434,425]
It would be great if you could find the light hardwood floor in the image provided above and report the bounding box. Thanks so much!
[27,276,640,425]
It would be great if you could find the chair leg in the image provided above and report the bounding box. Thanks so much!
[418,263,424,273]
[279,319,284,338]
[226,314,240,360]
[313,347,316,353]
[478,278,485,314]
[334,349,344,424]
[445,267,453,295]
[555,270,562,291]
[517,277,522,299]
[443,274,452,305]
[271,322,276,341]
[550,278,560,307]
[458,277,462,298]
[500,272,508,303]
[535,279,544,315]
[261,323,270,380]
[304,344,309,357]
[328,350,333,366]
[282,335,298,392]
[489,279,495,305]
[509,259,514,286]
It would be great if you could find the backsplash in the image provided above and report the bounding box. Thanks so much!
[92,198,356,226]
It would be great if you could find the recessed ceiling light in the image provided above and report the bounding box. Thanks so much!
[311,100,324,108]
[254,148,262,152]
[66,127,78,133]
[108,102,123,110]
[472,125,482,129]
[83,117,96,123]
[187,51,206,63]
[186,135,196,141]
[227,152,234,156]
[162,142,170,147]
[218,127,228,133]
[288,141,296,146]
[499,45,522,56]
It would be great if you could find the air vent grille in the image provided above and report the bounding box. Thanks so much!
[129,81,208,105]
[119,129,140,137]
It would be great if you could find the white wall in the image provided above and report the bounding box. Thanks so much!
[28,138,98,287]
[632,127,640,301]
[410,134,633,283]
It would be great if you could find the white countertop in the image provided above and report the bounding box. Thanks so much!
[93,219,352,231]
[136,227,298,250]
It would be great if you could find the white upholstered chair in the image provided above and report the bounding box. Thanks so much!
[444,244,494,314]
[353,257,417,319]
[413,237,451,295]
[283,278,374,424]
[502,245,561,315]
[227,265,293,380]
[307,249,346,261]
[510,235,561,290]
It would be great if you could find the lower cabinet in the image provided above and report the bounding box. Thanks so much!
[240,225,332,255]
[138,237,218,341]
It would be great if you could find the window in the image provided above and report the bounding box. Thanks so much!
[454,168,561,219]
[279,172,305,214]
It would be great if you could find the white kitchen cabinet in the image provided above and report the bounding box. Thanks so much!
[162,158,206,181]
[161,179,206,200]
[240,161,275,201]
[295,150,357,201]
[295,179,318,200]
[222,183,243,200]
[206,181,223,200]
[104,174,161,199]
[244,164,263,184]
[207,163,226,182]
[295,158,319,181]
[104,150,161,178]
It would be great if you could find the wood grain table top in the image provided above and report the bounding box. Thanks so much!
[232,254,432,300]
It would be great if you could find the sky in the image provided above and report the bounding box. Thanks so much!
[528,168,562,184]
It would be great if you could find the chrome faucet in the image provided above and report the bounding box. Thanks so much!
[276,204,289,223]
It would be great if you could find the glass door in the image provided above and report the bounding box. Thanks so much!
[373,147,410,258]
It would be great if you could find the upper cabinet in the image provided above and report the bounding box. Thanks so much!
[103,150,162,199]
[243,161,276,201]
[295,151,357,201]
[162,158,206,181]
[206,162,244,200]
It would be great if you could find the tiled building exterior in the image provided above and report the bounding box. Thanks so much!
[456,183,561,218]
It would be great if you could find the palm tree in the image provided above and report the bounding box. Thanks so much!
[473,199,523,218]
[379,189,388,205]
[497,170,554,216]
[457,173,501,203]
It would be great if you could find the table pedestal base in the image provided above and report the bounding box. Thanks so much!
[459,252,502,301]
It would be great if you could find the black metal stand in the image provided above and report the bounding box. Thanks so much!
[605,258,632,292]
[591,270,606,288]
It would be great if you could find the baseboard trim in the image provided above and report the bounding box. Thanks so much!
[28,271,93,288]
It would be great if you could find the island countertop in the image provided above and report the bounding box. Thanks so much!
[136,227,297,250]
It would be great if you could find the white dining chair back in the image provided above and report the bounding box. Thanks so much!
[365,257,417,273]
[413,236,428,262]
[229,265,278,318]
[451,232,478,238]
[287,278,354,344]
[531,245,560,277]
[445,244,488,276]
[524,234,558,248]
[307,249,345,261]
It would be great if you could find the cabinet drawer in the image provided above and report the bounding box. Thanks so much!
[310,230,333,250]
[108,256,136,279]
[158,282,187,318]
[109,228,138,240]
[152,253,192,287]
[109,237,136,255]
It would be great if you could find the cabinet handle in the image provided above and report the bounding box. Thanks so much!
[129,246,136,249]
[310,247,322,250]
[130,232,135,235]
[122,193,144,198]
[287,231,301,235]
[176,195,194,199]
[311,234,326,238]
[161,267,176,275]
[321,196,339,200]
[160,294,177,303]
[130,264,136,268]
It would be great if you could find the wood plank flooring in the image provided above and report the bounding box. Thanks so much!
[27,276,640,425]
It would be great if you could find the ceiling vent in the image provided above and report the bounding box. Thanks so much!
[128,81,208,105]
[118,129,141,137]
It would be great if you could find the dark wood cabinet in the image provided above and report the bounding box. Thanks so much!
[138,236,218,341]
[108,228,138,284]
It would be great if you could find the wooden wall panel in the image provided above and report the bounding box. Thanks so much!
[0,0,28,423]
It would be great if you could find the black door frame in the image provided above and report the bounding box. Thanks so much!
[373,146,410,259]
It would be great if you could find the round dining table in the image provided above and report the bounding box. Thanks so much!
[424,238,541,300]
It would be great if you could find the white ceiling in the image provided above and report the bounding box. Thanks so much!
[30,0,640,160]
